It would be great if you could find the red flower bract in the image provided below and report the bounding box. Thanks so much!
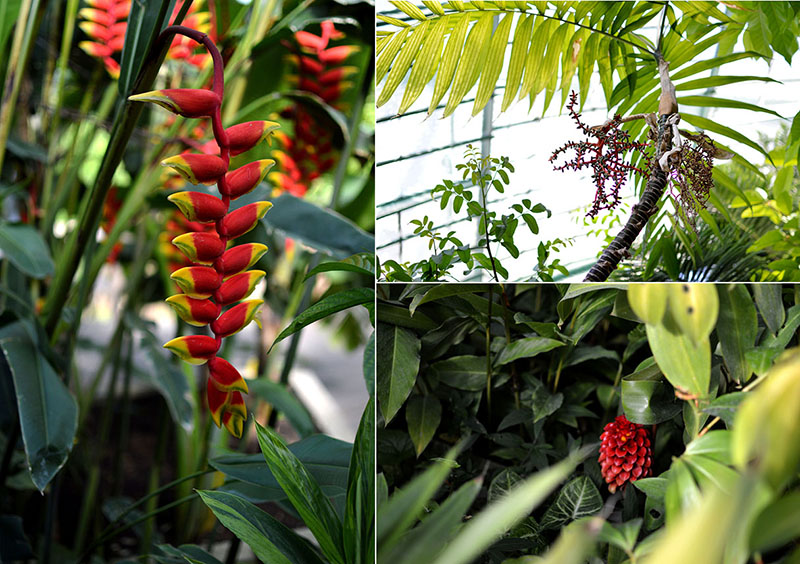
[599,415,652,493]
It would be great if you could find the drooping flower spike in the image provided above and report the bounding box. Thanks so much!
[131,24,279,438]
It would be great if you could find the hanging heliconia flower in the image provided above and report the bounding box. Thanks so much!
[79,0,213,78]
[130,25,279,438]
[270,21,359,197]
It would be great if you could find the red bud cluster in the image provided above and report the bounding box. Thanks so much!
[131,25,278,438]
[271,21,359,197]
[599,415,653,493]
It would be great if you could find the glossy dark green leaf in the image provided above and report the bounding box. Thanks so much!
[248,380,314,438]
[272,287,374,348]
[530,378,563,424]
[198,490,326,564]
[343,399,375,564]
[0,321,78,492]
[377,323,420,422]
[540,476,602,530]
[430,355,487,391]
[702,392,747,428]
[408,284,491,315]
[0,223,54,278]
[753,284,784,335]
[263,193,374,259]
[495,337,564,365]
[621,359,682,425]
[406,394,442,456]
[255,421,345,564]
[716,285,757,384]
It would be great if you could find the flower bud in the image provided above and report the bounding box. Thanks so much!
[171,266,222,298]
[172,232,226,264]
[214,243,269,278]
[226,121,281,156]
[168,191,227,222]
[211,300,263,339]
[218,202,272,239]
[128,88,221,118]
[216,270,265,305]
[79,41,113,58]
[162,154,227,185]
[164,335,219,365]
[208,356,249,393]
[221,160,275,199]
[166,294,221,326]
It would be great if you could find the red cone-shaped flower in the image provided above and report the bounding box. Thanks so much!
[599,415,652,493]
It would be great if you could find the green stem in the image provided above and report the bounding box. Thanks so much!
[40,3,179,338]
[0,0,42,174]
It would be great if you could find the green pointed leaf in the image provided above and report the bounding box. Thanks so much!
[255,421,345,564]
[429,355,487,391]
[518,16,552,100]
[399,16,448,114]
[377,323,420,422]
[540,476,602,530]
[304,253,376,280]
[0,223,54,278]
[675,75,779,92]
[621,358,682,424]
[716,285,757,384]
[343,400,375,564]
[443,14,493,117]
[118,0,177,96]
[753,284,784,336]
[495,337,564,365]
[0,321,78,492]
[472,13,513,116]
[197,490,325,564]
[248,380,314,438]
[406,394,442,456]
[676,95,783,118]
[272,288,374,349]
[702,392,747,428]
[646,312,710,398]
[377,27,411,84]
[501,13,533,111]
[379,20,431,106]
[429,13,470,114]
[680,113,771,161]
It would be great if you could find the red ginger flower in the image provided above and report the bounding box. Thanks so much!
[599,415,653,493]
[130,25,278,438]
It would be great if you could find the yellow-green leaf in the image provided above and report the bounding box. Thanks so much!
[391,1,428,21]
[538,22,571,113]
[472,13,513,116]
[377,27,411,84]
[377,14,411,27]
[443,15,493,117]
[399,16,449,113]
[428,13,470,114]
[518,16,551,100]
[422,0,445,16]
[378,20,431,107]
[501,13,533,111]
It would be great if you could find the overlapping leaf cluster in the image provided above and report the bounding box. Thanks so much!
[376,282,800,563]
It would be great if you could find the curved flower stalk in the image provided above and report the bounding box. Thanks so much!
[270,21,359,196]
[130,25,279,438]
[79,0,213,78]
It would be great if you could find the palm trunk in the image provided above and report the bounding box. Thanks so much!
[584,57,676,282]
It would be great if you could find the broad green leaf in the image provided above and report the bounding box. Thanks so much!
[598,519,642,553]
[378,20,431,106]
[646,312,710,398]
[488,468,523,502]
[540,476,602,529]
[684,430,732,465]
[377,323,420,422]
[749,491,800,553]
[125,314,193,431]
[665,459,701,524]
[304,253,376,280]
[753,284,784,336]
[399,16,448,114]
[255,422,345,564]
[429,13,470,114]
[502,13,533,111]
[621,359,682,425]
[772,166,793,215]
[343,400,375,564]
[702,392,747,428]
[0,321,78,492]
[378,444,463,555]
[248,380,314,438]
[632,477,668,501]
[716,284,757,385]
[263,193,374,259]
[531,378,562,424]
[430,355,487,391]
[431,447,593,564]
[272,288,374,348]
[0,223,54,278]
[495,337,565,365]
[667,284,718,343]
[377,303,437,331]
[472,13,513,116]
[681,112,771,161]
[406,395,442,456]
[443,14,493,117]
[683,454,739,494]
[408,283,491,315]
[197,490,325,564]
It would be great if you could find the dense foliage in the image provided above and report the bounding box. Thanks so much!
[377,283,800,564]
